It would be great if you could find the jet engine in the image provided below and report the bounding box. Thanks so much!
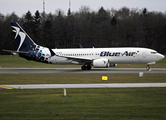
[93,58,109,68]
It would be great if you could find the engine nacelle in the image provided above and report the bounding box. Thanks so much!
[93,58,109,68]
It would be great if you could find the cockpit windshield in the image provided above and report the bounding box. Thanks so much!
[151,52,157,54]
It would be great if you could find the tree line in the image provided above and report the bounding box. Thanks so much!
[0,6,166,54]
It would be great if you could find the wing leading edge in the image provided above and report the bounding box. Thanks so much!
[56,54,93,64]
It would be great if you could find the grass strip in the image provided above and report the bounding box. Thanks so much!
[0,74,166,84]
[0,88,166,120]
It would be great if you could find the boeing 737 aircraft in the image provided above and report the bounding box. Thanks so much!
[4,22,165,70]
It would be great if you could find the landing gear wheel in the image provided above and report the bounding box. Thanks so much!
[87,65,91,70]
[81,65,86,70]
[146,66,150,70]
[81,65,91,70]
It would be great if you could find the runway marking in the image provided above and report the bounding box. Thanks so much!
[0,85,17,89]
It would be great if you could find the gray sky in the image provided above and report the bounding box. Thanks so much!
[1,0,166,16]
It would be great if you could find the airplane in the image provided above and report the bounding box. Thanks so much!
[3,22,165,70]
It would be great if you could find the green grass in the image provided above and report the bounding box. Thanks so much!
[0,55,166,120]
[0,55,165,68]
[0,88,166,120]
[0,55,81,68]
[0,74,166,120]
[0,74,166,84]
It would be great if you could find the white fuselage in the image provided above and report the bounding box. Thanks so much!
[46,47,164,65]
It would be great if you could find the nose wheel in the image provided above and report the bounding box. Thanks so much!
[146,65,150,70]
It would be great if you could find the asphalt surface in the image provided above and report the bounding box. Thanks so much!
[2,83,166,89]
[0,68,165,74]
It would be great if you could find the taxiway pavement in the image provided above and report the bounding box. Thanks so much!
[2,83,166,89]
[0,68,165,74]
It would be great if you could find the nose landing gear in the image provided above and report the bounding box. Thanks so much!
[146,62,155,70]
[146,65,150,70]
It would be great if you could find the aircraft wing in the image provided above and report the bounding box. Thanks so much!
[56,54,93,64]
[48,48,92,64]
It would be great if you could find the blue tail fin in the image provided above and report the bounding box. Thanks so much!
[11,22,37,52]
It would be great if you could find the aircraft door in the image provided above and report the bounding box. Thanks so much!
[142,51,146,58]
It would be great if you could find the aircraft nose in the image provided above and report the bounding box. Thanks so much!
[158,54,165,60]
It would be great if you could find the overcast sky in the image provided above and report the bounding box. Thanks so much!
[1,0,166,16]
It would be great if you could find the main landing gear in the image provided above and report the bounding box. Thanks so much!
[81,65,91,70]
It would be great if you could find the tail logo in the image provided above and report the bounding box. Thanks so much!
[12,26,26,51]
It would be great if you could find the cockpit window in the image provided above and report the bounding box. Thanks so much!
[151,52,157,54]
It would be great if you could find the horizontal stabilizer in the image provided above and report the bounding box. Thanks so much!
[3,50,28,55]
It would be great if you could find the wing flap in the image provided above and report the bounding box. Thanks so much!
[56,55,93,64]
